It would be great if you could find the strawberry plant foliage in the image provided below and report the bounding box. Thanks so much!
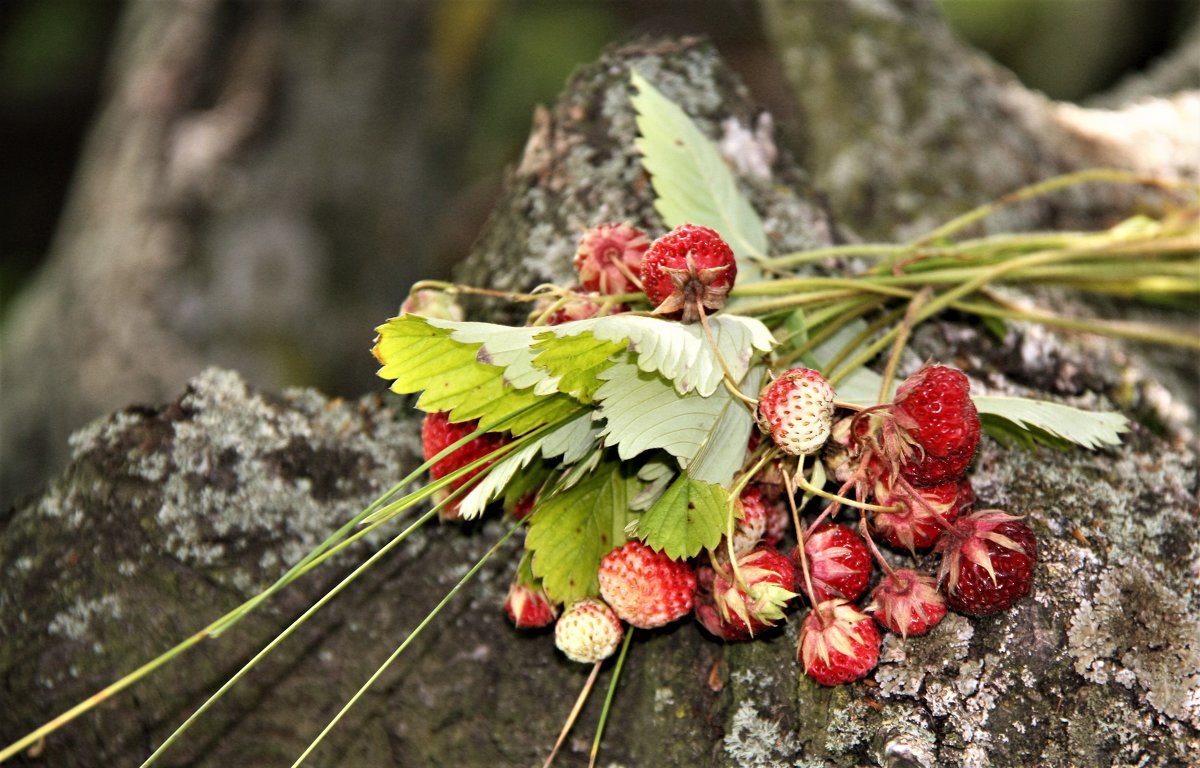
[525,459,641,604]
[628,475,728,560]
[10,64,1195,768]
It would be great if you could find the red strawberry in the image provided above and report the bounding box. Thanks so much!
[797,599,881,686]
[639,224,737,323]
[598,540,697,629]
[866,568,947,637]
[892,365,981,486]
[870,477,961,552]
[757,367,836,457]
[705,547,797,639]
[936,510,1037,616]
[421,411,508,518]
[573,222,650,295]
[796,523,872,604]
[504,578,558,629]
[554,598,624,663]
[731,486,771,554]
[548,295,625,326]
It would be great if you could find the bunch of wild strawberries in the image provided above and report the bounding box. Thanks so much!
[418,223,1037,685]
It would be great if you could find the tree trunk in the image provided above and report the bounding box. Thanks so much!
[3,4,1197,768]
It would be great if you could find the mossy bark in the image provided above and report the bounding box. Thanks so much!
[3,9,1198,768]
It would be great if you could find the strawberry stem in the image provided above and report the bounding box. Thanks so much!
[543,660,605,768]
[877,286,932,403]
[695,299,759,407]
[793,470,902,515]
[588,628,635,768]
[857,517,896,577]
[784,460,819,606]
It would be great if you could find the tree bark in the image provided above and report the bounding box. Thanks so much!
[3,6,1198,768]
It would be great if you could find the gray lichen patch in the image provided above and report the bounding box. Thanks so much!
[1067,557,1200,729]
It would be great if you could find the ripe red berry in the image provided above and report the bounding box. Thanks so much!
[554,599,624,663]
[598,540,697,629]
[731,486,771,554]
[870,477,961,552]
[504,578,558,629]
[936,510,1038,616]
[757,367,836,456]
[866,568,947,637]
[421,411,508,518]
[639,224,737,323]
[705,547,797,639]
[795,523,872,604]
[537,290,626,326]
[892,365,981,487]
[573,222,650,295]
[797,599,881,686]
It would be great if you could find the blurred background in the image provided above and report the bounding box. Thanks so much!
[0,0,1196,508]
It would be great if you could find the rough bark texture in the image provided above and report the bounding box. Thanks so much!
[3,6,1199,768]
[760,0,1199,241]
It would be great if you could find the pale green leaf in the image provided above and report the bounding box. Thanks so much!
[686,364,765,485]
[629,475,727,559]
[431,313,773,398]
[595,355,759,487]
[631,70,767,281]
[456,409,596,519]
[973,395,1129,450]
[526,461,639,604]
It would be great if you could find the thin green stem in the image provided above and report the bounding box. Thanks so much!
[911,168,1195,246]
[878,287,932,403]
[142,503,445,767]
[589,628,635,768]
[767,242,908,269]
[293,520,525,767]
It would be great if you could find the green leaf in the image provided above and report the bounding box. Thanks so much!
[973,395,1129,450]
[629,475,727,559]
[594,355,760,486]
[631,70,768,282]
[526,461,638,604]
[373,315,579,434]
[433,312,773,399]
[531,331,627,403]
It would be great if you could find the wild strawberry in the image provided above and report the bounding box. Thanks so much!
[530,288,626,326]
[797,599,881,686]
[866,568,946,637]
[399,288,463,321]
[573,222,650,295]
[421,411,508,518]
[731,486,771,553]
[756,368,836,456]
[706,547,798,639]
[796,523,872,604]
[892,365,981,487]
[870,477,961,552]
[640,223,737,323]
[936,510,1037,616]
[598,540,697,629]
[504,578,558,629]
[554,598,624,663]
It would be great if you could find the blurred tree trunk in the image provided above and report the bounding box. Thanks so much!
[0,0,475,509]
[2,2,1198,767]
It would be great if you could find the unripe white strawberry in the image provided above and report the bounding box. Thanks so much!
[756,367,836,456]
[554,598,624,663]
